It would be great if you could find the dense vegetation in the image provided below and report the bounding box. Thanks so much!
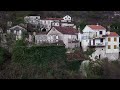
[0,40,82,79]
[84,59,120,79]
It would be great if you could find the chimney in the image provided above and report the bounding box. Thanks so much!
[107,31,110,35]
[33,32,36,36]
[96,23,99,26]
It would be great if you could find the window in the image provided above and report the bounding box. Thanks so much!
[100,39,103,42]
[108,45,111,49]
[108,37,111,41]
[114,45,117,49]
[99,31,102,34]
[114,37,117,41]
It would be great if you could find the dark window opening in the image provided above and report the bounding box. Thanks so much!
[100,31,102,34]
[80,42,82,47]
[42,28,46,32]
[100,38,103,42]
[99,55,101,59]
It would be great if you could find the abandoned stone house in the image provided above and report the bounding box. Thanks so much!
[34,26,80,48]
[7,25,27,40]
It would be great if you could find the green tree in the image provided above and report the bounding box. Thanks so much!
[79,21,87,32]
[110,22,120,35]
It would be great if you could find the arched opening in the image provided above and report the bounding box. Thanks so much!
[42,28,46,32]
[99,54,101,59]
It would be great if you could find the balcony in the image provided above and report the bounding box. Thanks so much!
[88,42,106,47]
[68,39,79,43]
[36,39,64,46]
[88,34,107,39]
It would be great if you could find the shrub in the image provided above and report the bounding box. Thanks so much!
[65,61,82,71]
[12,45,66,66]
[84,48,95,56]
[0,47,10,65]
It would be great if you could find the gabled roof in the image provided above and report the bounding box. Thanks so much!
[108,32,119,37]
[87,25,106,30]
[9,25,26,31]
[53,26,78,35]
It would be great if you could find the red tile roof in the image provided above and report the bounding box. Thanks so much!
[108,32,119,37]
[54,26,78,35]
[45,18,64,20]
[88,25,106,30]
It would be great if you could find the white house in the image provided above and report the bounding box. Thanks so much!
[35,26,79,48]
[24,16,40,25]
[81,24,106,51]
[35,32,48,44]
[7,25,27,40]
[62,15,72,22]
[39,18,63,31]
[38,15,75,31]
[105,32,119,60]
[79,24,119,61]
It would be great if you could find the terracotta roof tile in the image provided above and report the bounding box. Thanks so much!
[54,26,78,35]
[108,32,119,37]
[88,25,106,30]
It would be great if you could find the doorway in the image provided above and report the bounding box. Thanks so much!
[99,54,101,59]
[93,39,95,45]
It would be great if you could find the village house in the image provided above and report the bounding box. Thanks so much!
[39,15,75,32]
[7,25,27,40]
[24,15,76,32]
[79,24,119,61]
[24,16,40,25]
[35,26,79,48]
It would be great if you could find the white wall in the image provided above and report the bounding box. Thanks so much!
[90,39,106,46]
[24,16,40,24]
[78,33,82,42]
[106,37,119,53]
[63,34,78,48]
[47,27,64,41]
[83,26,106,38]
[52,22,60,26]
[61,23,74,27]
[62,15,71,22]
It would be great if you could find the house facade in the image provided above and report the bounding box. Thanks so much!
[35,26,79,48]
[24,16,40,25]
[80,25,106,51]
[25,15,76,32]
[79,24,119,61]
[7,25,27,40]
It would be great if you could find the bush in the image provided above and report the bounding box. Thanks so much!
[65,61,82,71]
[86,61,103,79]
[12,45,66,66]
[0,47,10,65]
[84,48,95,56]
